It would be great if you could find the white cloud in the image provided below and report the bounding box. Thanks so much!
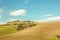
[10,9,26,16]
[0,22,6,25]
[44,14,54,17]
[24,0,29,3]
[34,16,60,22]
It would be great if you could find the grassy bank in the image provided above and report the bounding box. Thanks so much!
[0,25,17,36]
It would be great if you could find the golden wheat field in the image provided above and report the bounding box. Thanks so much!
[0,22,60,40]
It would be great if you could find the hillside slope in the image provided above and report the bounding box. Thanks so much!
[0,25,17,36]
[0,22,60,40]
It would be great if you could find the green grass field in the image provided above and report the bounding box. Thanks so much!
[0,24,17,36]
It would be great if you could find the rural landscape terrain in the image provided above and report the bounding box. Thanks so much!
[0,0,60,40]
[0,20,60,40]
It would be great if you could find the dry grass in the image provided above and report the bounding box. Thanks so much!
[0,22,60,40]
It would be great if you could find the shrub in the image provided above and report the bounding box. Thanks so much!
[16,21,36,31]
[16,24,24,31]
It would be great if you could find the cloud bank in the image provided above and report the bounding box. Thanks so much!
[35,16,60,22]
[0,22,6,25]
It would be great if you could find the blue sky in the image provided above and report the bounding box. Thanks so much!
[0,0,60,23]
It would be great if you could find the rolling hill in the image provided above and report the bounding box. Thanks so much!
[0,22,60,40]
